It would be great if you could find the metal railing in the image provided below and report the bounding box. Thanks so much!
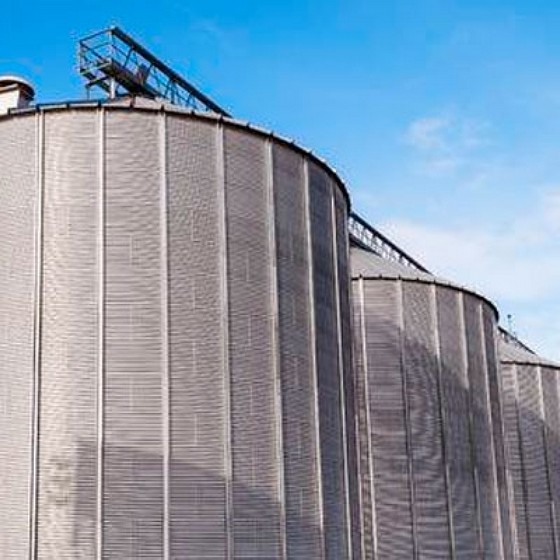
[78,26,230,115]
[348,212,430,273]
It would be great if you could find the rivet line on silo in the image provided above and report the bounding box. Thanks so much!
[265,137,288,560]
[303,158,326,559]
[95,106,106,560]
[331,189,353,560]
[396,279,418,560]
[29,109,45,560]
[431,284,457,560]
[159,110,170,560]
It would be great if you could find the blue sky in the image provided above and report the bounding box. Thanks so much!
[3,1,560,359]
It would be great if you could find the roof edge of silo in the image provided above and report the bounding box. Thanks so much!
[351,246,500,320]
[1,96,352,210]
[499,335,560,369]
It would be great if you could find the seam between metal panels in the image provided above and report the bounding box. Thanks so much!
[265,139,287,559]
[458,292,484,557]
[217,123,233,560]
[430,285,456,560]
[477,303,505,560]
[303,158,326,559]
[536,366,559,559]
[96,107,106,560]
[512,364,533,558]
[159,111,170,560]
[331,190,352,559]
[504,367,521,560]
[396,280,418,560]
[29,110,44,560]
[359,278,377,559]
[493,321,518,559]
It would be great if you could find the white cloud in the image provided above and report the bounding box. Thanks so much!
[403,113,492,177]
[405,116,451,150]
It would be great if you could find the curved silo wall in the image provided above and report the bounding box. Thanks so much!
[500,338,560,559]
[0,100,356,560]
[351,246,507,559]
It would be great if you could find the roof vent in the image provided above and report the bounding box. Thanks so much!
[0,76,35,115]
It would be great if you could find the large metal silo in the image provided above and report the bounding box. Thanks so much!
[500,334,560,559]
[0,97,357,560]
[351,245,510,560]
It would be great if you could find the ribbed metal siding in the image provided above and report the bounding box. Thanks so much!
[334,189,361,560]
[352,279,375,559]
[103,111,164,558]
[224,128,282,559]
[0,106,353,559]
[272,144,322,558]
[542,368,560,555]
[517,366,555,558]
[357,279,414,559]
[436,287,479,559]
[463,294,501,558]
[308,162,348,560]
[501,364,531,559]
[353,271,505,560]
[0,115,36,559]
[482,307,514,560]
[166,117,227,558]
[502,360,560,560]
[37,111,99,558]
[402,282,450,558]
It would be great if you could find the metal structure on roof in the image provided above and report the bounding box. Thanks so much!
[348,212,430,273]
[498,327,537,355]
[78,26,230,116]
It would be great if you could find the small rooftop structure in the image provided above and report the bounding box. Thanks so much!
[0,76,35,115]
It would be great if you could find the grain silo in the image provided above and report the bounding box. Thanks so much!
[0,80,358,558]
[350,242,512,559]
[500,332,560,559]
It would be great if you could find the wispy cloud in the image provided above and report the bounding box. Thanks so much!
[403,113,491,176]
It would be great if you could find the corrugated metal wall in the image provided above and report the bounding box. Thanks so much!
[352,267,506,560]
[0,105,355,560]
[0,114,36,559]
[501,355,560,559]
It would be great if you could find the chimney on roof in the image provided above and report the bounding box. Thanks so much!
[0,76,35,115]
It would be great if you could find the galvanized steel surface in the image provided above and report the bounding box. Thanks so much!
[500,339,560,559]
[351,247,508,559]
[0,104,355,559]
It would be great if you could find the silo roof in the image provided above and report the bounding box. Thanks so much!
[351,245,499,318]
[1,95,351,208]
[500,337,560,368]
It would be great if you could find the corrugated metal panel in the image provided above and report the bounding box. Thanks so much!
[224,128,282,559]
[517,365,555,558]
[37,111,99,559]
[402,282,450,558]
[334,188,361,560]
[463,294,501,558]
[0,115,36,559]
[308,162,348,560]
[436,286,479,559]
[0,107,355,559]
[272,143,322,559]
[363,280,414,559]
[482,305,514,560]
[501,364,531,560]
[166,117,227,558]
[351,279,375,560]
[103,111,164,559]
[542,368,560,554]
